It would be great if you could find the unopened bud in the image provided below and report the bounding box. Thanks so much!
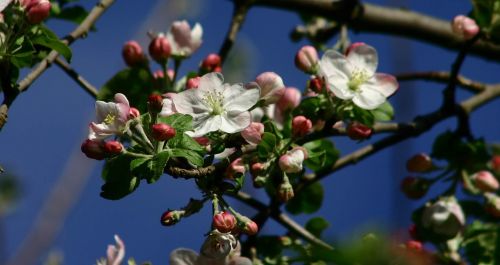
[186,76,201,89]
[81,139,105,160]
[201,53,221,72]
[151,123,176,141]
[241,122,265,145]
[160,210,182,226]
[148,94,163,114]
[103,141,123,155]
[128,107,140,119]
[471,171,499,192]
[279,147,307,173]
[240,217,258,235]
[122,41,145,67]
[489,155,500,174]
[292,116,312,137]
[406,153,433,173]
[25,0,51,24]
[278,179,294,202]
[225,158,245,180]
[408,224,419,240]
[255,72,286,105]
[277,87,301,112]
[452,15,479,40]
[295,45,318,74]
[149,35,171,62]
[308,76,323,93]
[401,176,430,199]
[213,211,236,233]
[347,122,372,140]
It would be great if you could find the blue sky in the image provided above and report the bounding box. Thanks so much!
[1,0,499,264]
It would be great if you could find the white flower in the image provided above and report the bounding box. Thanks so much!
[166,20,203,58]
[422,197,465,238]
[318,43,398,110]
[170,231,251,265]
[159,97,176,117]
[172,73,259,137]
[89,93,130,140]
[279,147,307,173]
[96,235,125,265]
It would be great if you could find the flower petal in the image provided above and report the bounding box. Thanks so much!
[223,84,260,112]
[346,44,378,76]
[319,49,351,80]
[329,80,355,100]
[172,89,210,115]
[192,115,222,137]
[190,23,203,51]
[364,73,399,97]
[95,101,117,123]
[220,111,251,134]
[198,72,224,93]
[114,93,129,106]
[352,86,386,110]
[170,248,198,265]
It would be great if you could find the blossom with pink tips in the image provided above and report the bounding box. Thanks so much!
[471,171,499,192]
[277,87,301,112]
[452,15,479,40]
[96,235,125,265]
[292,116,312,137]
[166,20,203,58]
[295,45,318,74]
[241,122,264,145]
[279,147,307,173]
[89,93,131,140]
[254,72,286,105]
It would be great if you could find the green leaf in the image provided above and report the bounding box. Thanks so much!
[370,101,394,122]
[170,148,204,167]
[52,6,89,25]
[101,155,140,200]
[167,133,204,153]
[32,25,72,61]
[257,133,277,159]
[303,139,339,172]
[130,157,150,172]
[285,182,324,215]
[463,221,499,264]
[150,151,170,183]
[158,113,193,132]
[471,0,495,28]
[98,67,154,113]
[305,217,330,237]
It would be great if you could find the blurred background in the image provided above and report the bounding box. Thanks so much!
[0,0,499,264]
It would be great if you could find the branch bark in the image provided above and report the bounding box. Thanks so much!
[54,57,99,98]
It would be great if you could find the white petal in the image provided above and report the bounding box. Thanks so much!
[170,248,198,265]
[220,111,251,133]
[223,84,260,112]
[159,98,176,117]
[364,73,399,97]
[198,72,224,93]
[319,49,351,80]
[329,80,355,100]
[346,44,378,77]
[172,89,210,115]
[0,0,12,12]
[95,101,117,123]
[192,115,222,137]
[352,87,386,110]
[190,23,203,51]
[114,93,129,106]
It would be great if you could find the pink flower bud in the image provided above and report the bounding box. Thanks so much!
[295,45,318,74]
[128,107,140,119]
[186,76,200,89]
[279,147,307,173]
[308,76,323,93]
[25,0,50,24]
[278,180,294,202]
[452,15,479,40]
[345,42,366,56]
[194,136,211,146]
[471,171,499,192]
[241,122,265,145]
[151,123,176,141]
[405,240,423,252]
[148,94,164,114]
[149,35,171,62]
[406,153,433,173]
[255,72,286,105]
[225,158,245,180]
[122,41,145,67]
[489,155,500,174]
[250,162,265,176]
[201,53,221,72]
[81,139,105,160]
[240,217,258,235]
[400,176,430,199]
[292,116,312,137]
[347,122,372,140]
[213,211,236,233]
[103,141,123,155]
[160,210,182,226]
[277,87,301,112]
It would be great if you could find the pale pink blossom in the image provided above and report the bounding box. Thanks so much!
[241,122,264,145]
[254,72,286,105]
[295,45,318,73]
[89,93,130,140]
[452,15,479,40]
[166,20,203,58]
[279,147,307,173]
[96,235,125,265]
[277,87,301,112]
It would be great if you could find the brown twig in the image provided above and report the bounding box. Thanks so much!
[218,0,252,64]
[396,71,486,93]
[0,0,116,131]
[54,57,99,98]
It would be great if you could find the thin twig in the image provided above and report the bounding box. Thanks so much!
[54,57,99,98]
[0,0,116,130]
[396,71,486,93]
[218,0,252,64]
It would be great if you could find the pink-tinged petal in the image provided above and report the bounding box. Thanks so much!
[114,93,129,106]
[190,23,203,51]
[115,103,130,123]
[198,72,224,92]
[89,122,115,140]
[171,20,192,48]
[364,73,399,97]
[220,111,251,133]
[170,248,198,265]
[255,72,285,104]
[353,87,386,110]
[192,115,222,137]
[223,84,260,112]
[172,89,210,115]
[346,43,378,76]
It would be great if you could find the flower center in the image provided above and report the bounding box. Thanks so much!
[348,69,369,91]
[104,113,116,124]
[203,91,224,115]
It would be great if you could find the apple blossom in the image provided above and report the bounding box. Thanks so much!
[295,45,318,74]
[96,235,125,265]
[122,41,145,67]
[149,34,171,63]
[88,93,131,140]
[254,72,286,105]
[471,171,499,192]
[151,123,176,141]
[277,87,301,112]
[213,211,236,233]
[406,153,433,173]
[318,43,398,110]
[24,0,50,24]
[172,72,260,137]
[422,197,465,238]
[452,15,479,40]
[166,20,203,58]
[81,139,105,160]
[159,97,176,117]
[279,147,307,173]
[0,0,11,13]
[292,115,312,137]
[240,122,264,145]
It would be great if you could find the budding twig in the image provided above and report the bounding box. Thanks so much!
[218,0,252,64]
[54,57,99,98]
[396,71,486,93]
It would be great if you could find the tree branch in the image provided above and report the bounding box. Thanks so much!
[252,0,500,61]
[396,71,486,93]
[0,0,116,130]
[219,0,252,64]
[54,57,99,98]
